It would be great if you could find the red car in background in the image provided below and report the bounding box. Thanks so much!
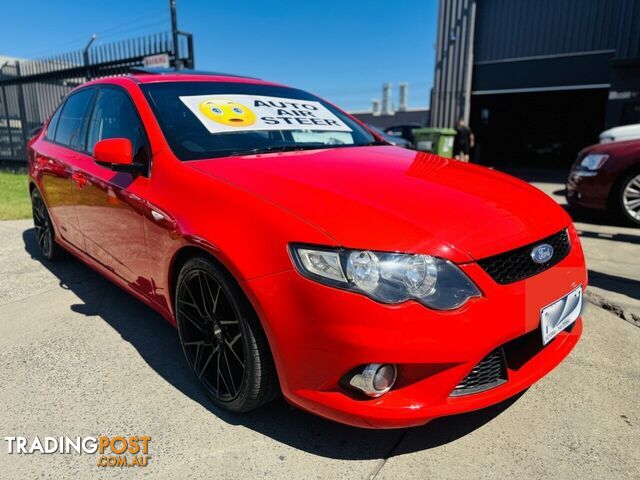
[28,73,586,428]
[567,139,640,226]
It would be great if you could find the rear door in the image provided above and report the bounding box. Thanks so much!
[72,86,151,289]
[34,88,96,250]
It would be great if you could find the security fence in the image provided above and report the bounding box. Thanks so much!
[0,31,194,165]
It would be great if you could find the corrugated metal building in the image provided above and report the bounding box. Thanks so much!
[431,0,640,166]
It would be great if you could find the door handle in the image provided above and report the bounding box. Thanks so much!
[71,171,88,188]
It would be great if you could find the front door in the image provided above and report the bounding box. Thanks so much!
[72,86,151,290]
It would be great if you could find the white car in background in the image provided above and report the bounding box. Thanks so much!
[600,123,640,143]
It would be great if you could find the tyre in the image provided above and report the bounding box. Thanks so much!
[617,171,640,227]
[174,256,279,412]
[30,188,63,260]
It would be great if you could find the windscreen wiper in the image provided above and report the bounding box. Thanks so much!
[227,141,387,157]
[228,144,329,156]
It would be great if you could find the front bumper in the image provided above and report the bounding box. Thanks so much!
[243,227,587,429]
[566,169,611,210]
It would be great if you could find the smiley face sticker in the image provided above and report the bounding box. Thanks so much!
[181,94,353,134]
[198,99,257,127]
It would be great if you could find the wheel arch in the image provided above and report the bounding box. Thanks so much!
[167,245,279,362]
[168,245,215,308]
[28,179,43,199]
[607,161,640,210]
[167,244,282,389]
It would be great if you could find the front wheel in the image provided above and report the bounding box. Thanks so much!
[175,256,279,413]
[618,171,640,227]
[31,188,63,260]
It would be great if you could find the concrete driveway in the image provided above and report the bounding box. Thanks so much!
[0,215,639,479]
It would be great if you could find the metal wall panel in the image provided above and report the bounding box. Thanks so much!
[472,51,614,92]
[474,0,640,62]
[431,0,640,128]
[430,0,476,127]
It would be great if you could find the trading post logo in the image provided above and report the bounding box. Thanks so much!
[3,435,151,468]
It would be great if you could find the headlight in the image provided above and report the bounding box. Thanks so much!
[580,154,608,170]
[289,244,481,310]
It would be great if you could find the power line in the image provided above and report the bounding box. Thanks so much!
[96,18,170,42]
[93,9,168,36]
[23,9,169,58]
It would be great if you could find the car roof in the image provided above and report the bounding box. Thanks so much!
[129,67,262,79]
[80,69,285,90]
[123,68,281,87]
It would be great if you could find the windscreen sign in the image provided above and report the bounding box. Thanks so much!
[179,94,353,134]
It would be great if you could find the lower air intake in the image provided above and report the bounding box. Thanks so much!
[450,348,508,397]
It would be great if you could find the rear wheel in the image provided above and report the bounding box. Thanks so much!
[30,188,63,260]
[175,256,278,412]
[618,171,640,227]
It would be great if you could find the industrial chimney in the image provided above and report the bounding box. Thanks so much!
[381,82,393,115]
[372,99,381,116]
[398,82,408,111]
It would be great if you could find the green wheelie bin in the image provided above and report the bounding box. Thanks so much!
[412,127,457,157]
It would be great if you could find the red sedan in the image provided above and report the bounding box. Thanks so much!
[567,139,640,226]
[27,73,586,429]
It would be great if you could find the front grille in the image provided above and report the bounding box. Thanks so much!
[478,229,571,285]
[451,348,508,397]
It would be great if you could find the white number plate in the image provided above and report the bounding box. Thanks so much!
[540,286,582,345]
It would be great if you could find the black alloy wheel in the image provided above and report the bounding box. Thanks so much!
[31,188,62,260]
[175,256,278,412]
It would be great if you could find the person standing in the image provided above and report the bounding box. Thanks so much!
[453,118,474,162]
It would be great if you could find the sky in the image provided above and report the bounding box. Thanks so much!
[0,0,438,112]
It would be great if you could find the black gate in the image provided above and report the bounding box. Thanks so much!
[0,31,194,166]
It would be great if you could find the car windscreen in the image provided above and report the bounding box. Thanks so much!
[141,81,377,161]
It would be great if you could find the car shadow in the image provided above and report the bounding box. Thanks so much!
[497,167,569,185]
[22,228,524,460]
[579,229,640,245]
[562,205,630,228]
[588,270,640,301]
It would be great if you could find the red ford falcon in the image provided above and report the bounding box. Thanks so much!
[27,73,586,428]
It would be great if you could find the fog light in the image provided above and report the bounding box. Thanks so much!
[348,363,397,397]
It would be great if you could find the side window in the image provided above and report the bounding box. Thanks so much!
[44,105,63,141]
[54,88,95,149]
[86,88,149,163]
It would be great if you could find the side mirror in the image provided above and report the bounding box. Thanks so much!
[93,138,145,174]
